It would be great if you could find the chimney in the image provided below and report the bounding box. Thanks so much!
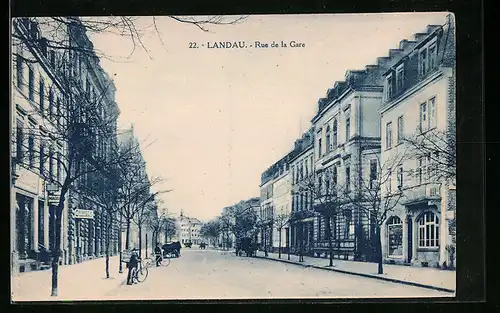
[414,33,428,41]
[399,39,409,50]
[377,57,390,66]
[389,49,403,58]
[426,25,442,34]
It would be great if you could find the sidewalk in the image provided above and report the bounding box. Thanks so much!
[253,251,456,293]
[11,250,147,302]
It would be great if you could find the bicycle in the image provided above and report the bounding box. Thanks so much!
[131,259,148,283]
[144,254,171,268]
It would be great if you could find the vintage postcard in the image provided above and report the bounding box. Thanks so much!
[10,13,456,301]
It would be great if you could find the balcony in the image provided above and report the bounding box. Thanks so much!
[401,182,441,206]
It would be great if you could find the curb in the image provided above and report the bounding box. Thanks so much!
[253,255,455,294]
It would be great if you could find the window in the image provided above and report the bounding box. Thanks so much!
[325,125,331,153]
[396,65,405,92]
[28,134,35,168]
[332,119,338,149]
[318,174,323,193]
[369,159,377,189]
[428,97,437,128]
[387,168,392,193]
[318,137,323,157]
[418,212,440,248]
[49,149,54,180]
[16,55,24,89]
[419,102,427,133]
[332,166,337,185]
[39,79,45,112]
[385,122,393,149]
[325,174,330,192]
[56,152,61,182]
[48,88,54,118]
[28,67,35,101]
[16,119,25,162]
[386,74,394,99]
[345,167,351,192]
[39,143,45,175]
[56,98,61,127]
[397,166,404,189]
[419,49,428,76]
[345,113,351,141]
[50,51,56,68]
[305,159,308,177]
[417,156,430,185]
[387,216,403,256]
[428,44,437,70]
[397,116,404,144]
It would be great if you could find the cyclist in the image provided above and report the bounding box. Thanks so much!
[127,248,140,285]
[154,243,162,267]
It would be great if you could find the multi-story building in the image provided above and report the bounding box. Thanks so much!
[177,210,203,245]
[309,52,392,260]
[11,17,71,273]
[258,167,275,248]
[289,131,315,254]
[271,161,292,252]
[379,15,455,268]
[11,17,122,272]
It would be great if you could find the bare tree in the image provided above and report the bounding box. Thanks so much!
[404,129,455,184]
[272,207,290,259]
[294,171,347,267]
[12,16,248,64]
[342,149,411,274]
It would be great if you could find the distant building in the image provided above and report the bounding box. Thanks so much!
[176,210,203,245]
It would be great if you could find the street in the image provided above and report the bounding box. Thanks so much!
[102,249,451,300]
[11,248,453,301]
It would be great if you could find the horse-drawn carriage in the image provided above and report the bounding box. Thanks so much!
[235,237,258,257]
[199,242,206,249]
[184,241,192,248]
[162,241,181,258]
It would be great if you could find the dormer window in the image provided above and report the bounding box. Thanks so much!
[396,64,405,92]
[419,39,438,77]
[386,73,394,100]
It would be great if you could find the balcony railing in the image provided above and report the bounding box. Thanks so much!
[402,182,441,205]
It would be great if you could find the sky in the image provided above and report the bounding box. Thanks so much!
[89,13,449,222]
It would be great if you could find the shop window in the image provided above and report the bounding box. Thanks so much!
[387,216,403,256]
[418,212,440,248]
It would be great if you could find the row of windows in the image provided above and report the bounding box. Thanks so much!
[385,40,439,101]
[15,118,64,182]
[316,111,351,158]
[291,154,314,184]
[387,212,440,250]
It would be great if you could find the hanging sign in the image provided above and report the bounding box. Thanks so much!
[48,192,61,205]
[74,209,95,219]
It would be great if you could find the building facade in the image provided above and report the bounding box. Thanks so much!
[177,211,203,245]
[379,16,456,268]
[257,15,455,269]
[11,17,122,273]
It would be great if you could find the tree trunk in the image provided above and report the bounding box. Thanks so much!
[138,225,142,258]
[51,208,63,296]
[145,232,148,258]
[376,225,383,274]
[278,228,282,258]
[324,216,333,266]
[118,213,123,273]
[125,219,131,250]
[105,213,112,279]
[50,183,68,297]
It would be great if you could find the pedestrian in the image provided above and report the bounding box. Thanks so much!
[126,248,140,285]
[154,242,162,267]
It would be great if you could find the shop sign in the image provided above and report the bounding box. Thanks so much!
[48,192,61,205]
[74,209,95,219]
